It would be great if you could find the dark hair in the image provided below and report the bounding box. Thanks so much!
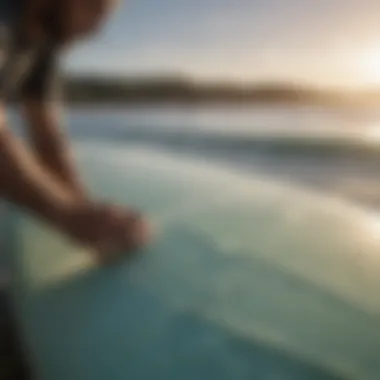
[40,2,66,41]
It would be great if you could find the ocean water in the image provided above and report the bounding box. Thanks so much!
[6,104,380,380]
[55,104,380,209]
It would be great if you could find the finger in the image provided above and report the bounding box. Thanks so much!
[126,220,151,251]
[92,243,122,266]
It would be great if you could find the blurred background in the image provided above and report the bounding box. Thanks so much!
[6,1,380,379]
[52,0,380,211]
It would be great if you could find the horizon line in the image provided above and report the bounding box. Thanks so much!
[64,72,380,94]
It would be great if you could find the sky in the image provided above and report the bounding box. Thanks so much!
[64,0,380,89]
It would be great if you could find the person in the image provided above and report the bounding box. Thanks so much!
[0,0,151,266]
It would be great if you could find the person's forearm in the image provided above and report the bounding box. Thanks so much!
[23,100,86,198]
[0,126,78,225]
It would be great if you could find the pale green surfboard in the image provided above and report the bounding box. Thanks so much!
[7,143,380,380]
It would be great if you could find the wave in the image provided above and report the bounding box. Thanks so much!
[77,127,380,160]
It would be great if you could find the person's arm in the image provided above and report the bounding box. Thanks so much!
[20,47,87,198]
[0,107,77,225]
[22,99,86,198]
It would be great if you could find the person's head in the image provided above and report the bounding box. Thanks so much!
[42,0,119,42]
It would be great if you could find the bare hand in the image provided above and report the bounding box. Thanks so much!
[58,202,151,265]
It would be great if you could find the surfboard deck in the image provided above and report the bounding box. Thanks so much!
[7,143,380,380]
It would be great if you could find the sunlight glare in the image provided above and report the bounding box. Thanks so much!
[364,126,380,143]
[365,211,380,245]
[359,49,380,86]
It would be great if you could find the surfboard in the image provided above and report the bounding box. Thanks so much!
[7,142,380,380]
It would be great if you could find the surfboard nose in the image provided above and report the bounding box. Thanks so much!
[8,143,380,380]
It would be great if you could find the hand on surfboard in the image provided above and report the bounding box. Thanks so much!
[58,202,151,265]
